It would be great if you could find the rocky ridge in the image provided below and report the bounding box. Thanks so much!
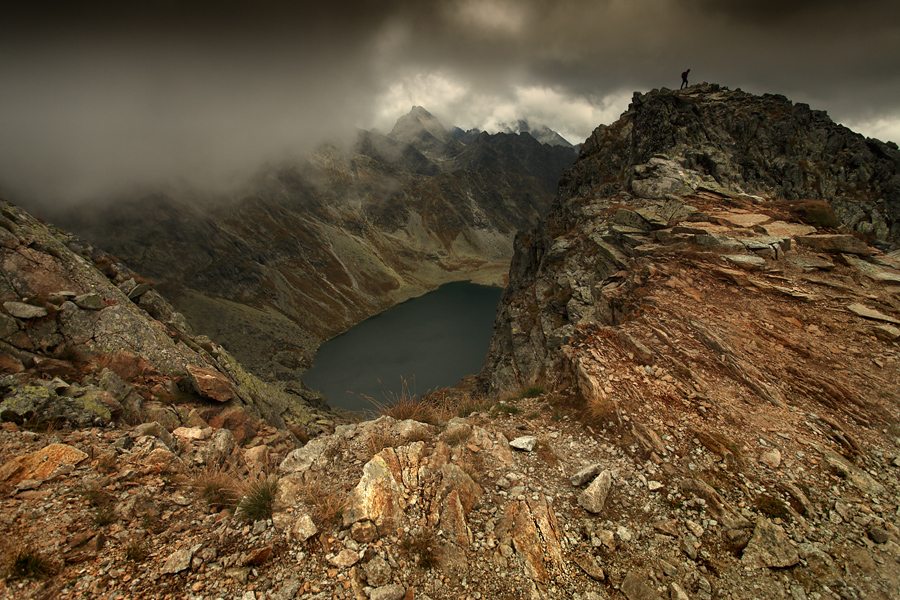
[1,86,900,600]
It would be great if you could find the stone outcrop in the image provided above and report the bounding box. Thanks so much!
[0,198,336,436]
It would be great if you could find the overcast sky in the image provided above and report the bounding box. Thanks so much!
[2,0,899,202]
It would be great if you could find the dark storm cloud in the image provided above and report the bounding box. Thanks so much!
[1,1,898,202]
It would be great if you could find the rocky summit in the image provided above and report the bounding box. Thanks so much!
[2,85,900,600]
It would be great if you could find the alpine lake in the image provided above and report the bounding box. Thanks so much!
[302,281,503,415]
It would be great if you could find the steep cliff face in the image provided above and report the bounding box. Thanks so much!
[485,84,900,392]
[36,108,575,382]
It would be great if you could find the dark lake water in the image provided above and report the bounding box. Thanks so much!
[302,281,503,415]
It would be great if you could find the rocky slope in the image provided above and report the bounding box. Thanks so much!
[0,198,342,439]
[29,108,576,383]
[2,86,899,600]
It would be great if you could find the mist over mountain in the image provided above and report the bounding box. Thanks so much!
[22,108,575,385]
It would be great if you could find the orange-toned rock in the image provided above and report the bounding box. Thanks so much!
[0,443,88,485]
[187,365,236,402]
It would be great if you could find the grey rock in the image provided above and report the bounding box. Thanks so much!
[3,301,47,319]
[578,470,612,513]
[160,546,195,574]
[73,293,104,310]
[350,520,378,543]
[796,234,873,256]
[669,582,690,600]
[364,555,392,587]
[570,463,604,486]
[271,578,303,600]
[789,255,835,271]
[815,445,885,494]
[680,533,699,561]
[572,550,605,581]
[617,330,654,365]
[847,303,900,326]
[279,435,339,474]
[724,254,767,270]
[873,324,900,341]
[868,526,890,544]
[0,312,20,339]
[509,436,537,451]
[369,584,406,600]
[134,421,178,452]
[328,549,359,568]
[741,518,800,569]
[621,570,663,600]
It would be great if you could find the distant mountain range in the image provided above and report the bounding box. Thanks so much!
[451,118,576,150]
[20,107,577,385]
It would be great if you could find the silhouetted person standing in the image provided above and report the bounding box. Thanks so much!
[680,69,690,89]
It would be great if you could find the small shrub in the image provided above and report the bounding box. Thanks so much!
[81,488,114,508]
[367,431,399,456]
[516,385,545,400]
[124,541,147,562]
[237,475,278,522]
[192,464,239,511]
[441,427,471,447]
[94,504,117,527]
[492,403,521,416]
[454,397,494,418]
[458,450,486,486]
[6,546,53,580]
[583,396,615,425]
[399,529,438,570]
[299,484,347,527]
[141,514,165,534]
[373,394,433,423]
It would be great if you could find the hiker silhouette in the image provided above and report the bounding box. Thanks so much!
[681,69,691,90]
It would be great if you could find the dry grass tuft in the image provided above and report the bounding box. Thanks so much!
[5,545,54,580]
[236,474,278,522]
[192,464,239,511]
[535,438,559,468]
[367,431,400,456]
[399,528,439,570]
[584,395,616,426]
[299,483,348,527]
[364,378,436,424]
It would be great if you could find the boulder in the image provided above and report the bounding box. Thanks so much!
[3,301,47,319]
[0,443,88,485]
[187,365,237,403]
[741,518,800,569]
[578,470,612,514]
[73,293,104,310]
[509,436,537,451]
[343,452,404,533]
[364,555,392,587]
[134,421,178,452]
[621,571,663,600]
[570,463,604,487]
[369,584,406,600]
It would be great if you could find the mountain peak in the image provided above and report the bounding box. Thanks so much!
[389,106,462,159]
